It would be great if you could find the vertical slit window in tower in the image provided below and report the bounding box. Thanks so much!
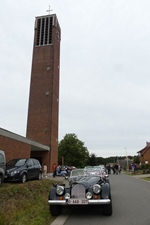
[49,17,53,44]
[36,19,41,46]
[43,17,46,45]
[45,17,49,45]
[40,18,45,45]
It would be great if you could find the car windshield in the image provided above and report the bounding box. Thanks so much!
[70,169,85,177]
[7,159,26,167]
[70,169,103,177]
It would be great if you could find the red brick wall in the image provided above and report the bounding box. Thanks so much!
[140,150,150,164]
[0,135,30,163]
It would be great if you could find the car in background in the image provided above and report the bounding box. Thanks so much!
[84,166,109,183]
[48,168,112,216]
[5,158,42,183]
[0,150,6,185]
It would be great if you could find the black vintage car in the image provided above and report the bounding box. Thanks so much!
[48,168,112,216]
[5,158,42,183]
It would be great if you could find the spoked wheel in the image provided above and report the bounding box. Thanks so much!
[50,205,62,216]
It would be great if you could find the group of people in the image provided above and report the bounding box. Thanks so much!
[106,163,122,175]
[43,163,70,178]
[52,163,70,177]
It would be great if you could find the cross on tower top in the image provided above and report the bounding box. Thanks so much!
[46,5,53,15]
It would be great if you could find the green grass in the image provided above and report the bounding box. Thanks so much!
[0,179,58,225]
[141,177,150,182]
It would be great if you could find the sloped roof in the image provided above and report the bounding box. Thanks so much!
[0,127,50,152]
[137,142,150,156]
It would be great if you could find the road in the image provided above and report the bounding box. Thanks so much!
[52,173,150,225]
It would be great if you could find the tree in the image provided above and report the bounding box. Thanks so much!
[87,153,97,166]
[97,157,106,165]
[58,133,89,168]
[133,155,140,164]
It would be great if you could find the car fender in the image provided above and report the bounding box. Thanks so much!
[101,183,110,199]
[0,168,5,176]
[20,170,28,177]
[49,186,59,200]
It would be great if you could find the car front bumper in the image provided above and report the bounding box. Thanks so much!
[48,199,111,205]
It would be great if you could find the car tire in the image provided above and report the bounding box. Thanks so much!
[0,175,3,185]
[50,205,62,216]
[20,173,27,183]
[38,172,42,180]
[103,193,112,216]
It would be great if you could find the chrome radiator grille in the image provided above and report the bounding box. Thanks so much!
[71,184,85,198]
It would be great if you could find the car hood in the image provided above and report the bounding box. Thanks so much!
[71,176,100,189]
[6,166,21,172]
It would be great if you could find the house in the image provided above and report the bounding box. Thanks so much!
[137,142,150,164]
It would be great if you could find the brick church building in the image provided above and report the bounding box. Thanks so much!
[0,13,61,172]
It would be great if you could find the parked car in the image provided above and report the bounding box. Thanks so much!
[48,168,112,216]
[5,158,42,183]
[0,150,6,185]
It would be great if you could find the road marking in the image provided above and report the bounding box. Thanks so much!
[51,215,69,225]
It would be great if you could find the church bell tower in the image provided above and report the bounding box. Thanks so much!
[26,13,61,172]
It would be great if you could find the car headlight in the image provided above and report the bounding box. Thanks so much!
[86,192,92,199]
[93,184,101,194]
[64,193,70,199]
[11,171,20,176]
[56,185,65,195]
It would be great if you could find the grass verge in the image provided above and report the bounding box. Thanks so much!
[0,179,58,225]
[141,177,150,182]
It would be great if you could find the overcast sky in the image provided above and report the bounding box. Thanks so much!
[0,0,150,157]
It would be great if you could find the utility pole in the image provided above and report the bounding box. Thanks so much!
[124,147,129,170]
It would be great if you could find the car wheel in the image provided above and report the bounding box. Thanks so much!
[38,172,42,180]
[20,173,27,183]
[103,193,112,216]
[50,205,62,216]
[0,175,3,185]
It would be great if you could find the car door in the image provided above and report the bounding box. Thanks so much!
[26,159,35,179]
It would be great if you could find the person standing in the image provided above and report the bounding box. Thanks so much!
[131,162,135,174]
[52,163,57,178]
[114,163,119,174]
[43,163,47,177]
[107,164,111,174]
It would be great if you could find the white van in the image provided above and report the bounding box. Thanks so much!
[0,150,6,185]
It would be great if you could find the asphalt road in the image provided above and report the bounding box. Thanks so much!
[51,173,150,225]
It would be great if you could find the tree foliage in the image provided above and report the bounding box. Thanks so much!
[87,153,97,166]
[97,157,106,165]
[58,133,89,168]
[133,155,140,164]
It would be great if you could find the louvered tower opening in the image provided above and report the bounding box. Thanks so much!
[36,16,53,46]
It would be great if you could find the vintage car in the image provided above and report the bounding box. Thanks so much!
[84,166,109,184]
[48,168,112,216]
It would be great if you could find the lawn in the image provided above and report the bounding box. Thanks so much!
[0,179,58,225]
